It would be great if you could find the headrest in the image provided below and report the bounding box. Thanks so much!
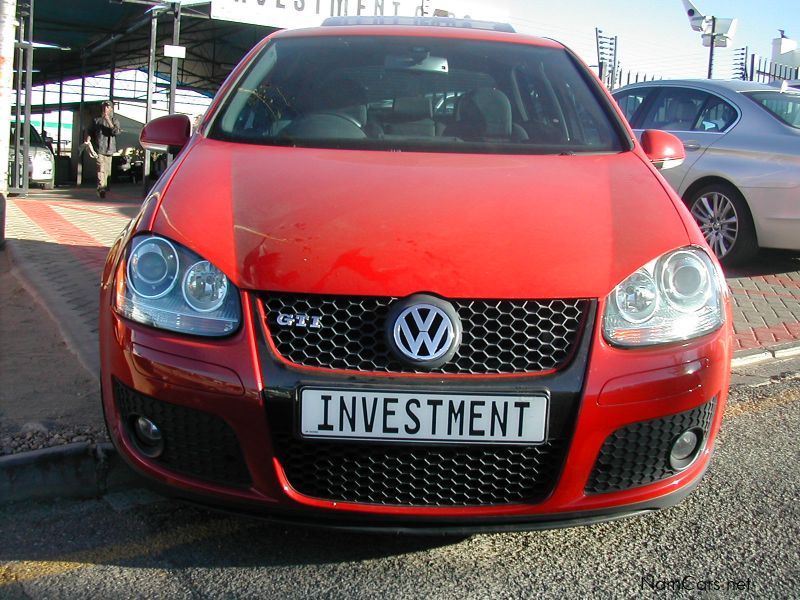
[386,97,433,121]
[455,88,512,137]
[668,99,697,122]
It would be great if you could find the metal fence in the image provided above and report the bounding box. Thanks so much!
[597,52,799,90]
[597,63,661,90]
[748,55,799,83]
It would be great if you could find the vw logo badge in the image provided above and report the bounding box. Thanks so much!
[387,295,462,368]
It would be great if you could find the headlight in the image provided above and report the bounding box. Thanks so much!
[31,148,52,166]
[603,247,725,347]
[114,234,241,336]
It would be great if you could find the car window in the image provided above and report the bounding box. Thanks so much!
[640,88,708,132]
[743,90,800,129]
[210,36,624,155]
[696,96,737,132]
[612,88,654,124]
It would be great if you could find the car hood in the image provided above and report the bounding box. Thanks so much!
[153,138,689,298]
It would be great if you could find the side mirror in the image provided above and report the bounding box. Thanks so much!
[641,129,685,170]
[140,114,191,154]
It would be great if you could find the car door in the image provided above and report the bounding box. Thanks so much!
[633,87,736,193]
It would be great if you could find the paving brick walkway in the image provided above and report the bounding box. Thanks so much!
[5,186,139,376]
[4,184,800,375]
[727,260,800,354]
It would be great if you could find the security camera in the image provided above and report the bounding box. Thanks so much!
[682,0,708,32]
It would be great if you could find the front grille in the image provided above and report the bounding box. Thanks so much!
[585,398,717,495]
[114,380,251,487]
[262,294,588,374]
[273,432,567,506]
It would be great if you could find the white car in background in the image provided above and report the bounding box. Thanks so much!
[9,122,55,190]
[613,80,800,265]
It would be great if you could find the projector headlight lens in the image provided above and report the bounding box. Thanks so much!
[603,247,725,347]
[114,235,240,337]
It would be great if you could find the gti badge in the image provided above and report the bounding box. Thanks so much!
[386,294,462,369]
[277,313,322,328]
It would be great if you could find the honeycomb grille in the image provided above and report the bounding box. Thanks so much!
[114,379,251,487]
[262,294,588,374]
[273,433,567,506]
[585,399,716,495]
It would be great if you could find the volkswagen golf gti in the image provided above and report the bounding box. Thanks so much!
[100,17,732,532]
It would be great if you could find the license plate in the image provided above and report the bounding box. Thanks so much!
[299,388,548,444]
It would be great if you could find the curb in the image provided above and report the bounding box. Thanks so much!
[0,441,144,506]
[731,342,800,369]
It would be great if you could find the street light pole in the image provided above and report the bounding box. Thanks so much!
[707,16,716,79]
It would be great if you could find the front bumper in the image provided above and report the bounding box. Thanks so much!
[100,290,732,528]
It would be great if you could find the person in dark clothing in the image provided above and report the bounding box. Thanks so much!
[86,100,121,198]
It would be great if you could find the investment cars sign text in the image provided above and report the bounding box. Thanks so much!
[210,0,429,29]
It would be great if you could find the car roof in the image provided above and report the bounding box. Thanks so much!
[270,20,564,49]
[613,79,786,95]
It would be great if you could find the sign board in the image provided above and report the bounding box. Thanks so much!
[164,44,186,59]
[210,0,430,30]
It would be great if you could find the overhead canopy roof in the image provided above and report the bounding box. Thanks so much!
[32,0,278,93]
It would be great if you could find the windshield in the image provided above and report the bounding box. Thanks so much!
[744,91,800,129]
[209,35,624,154]
[10,122,46,146]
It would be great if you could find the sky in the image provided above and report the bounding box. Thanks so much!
[445,0,797,79]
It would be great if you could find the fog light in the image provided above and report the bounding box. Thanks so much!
[669,428,703,470]
[131,415,164,458]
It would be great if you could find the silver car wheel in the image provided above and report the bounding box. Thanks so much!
[690,191,739,259]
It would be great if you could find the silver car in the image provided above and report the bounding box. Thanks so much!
[9,122,56,190]
[613,80,800,265]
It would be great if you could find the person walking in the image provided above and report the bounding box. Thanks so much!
[85,100,121,198]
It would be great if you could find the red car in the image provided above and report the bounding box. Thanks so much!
[100,17,732,532]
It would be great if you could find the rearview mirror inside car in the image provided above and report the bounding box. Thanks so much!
[641,129,685,170]
[385,52,449,74]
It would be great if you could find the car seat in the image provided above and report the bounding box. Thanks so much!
[662,99,698,131]
[382,97,437,137]
[444,88,528,142]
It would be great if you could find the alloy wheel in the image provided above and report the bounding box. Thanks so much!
[690,191,739,259]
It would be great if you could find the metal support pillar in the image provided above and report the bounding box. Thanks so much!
[77,56,85,185]
[166,2,181,168]
[57,67,62,156]
[143,10,158,195]
[22,0,33,195]
[168,2,181,114]
[110,44,116,101]
[13,10,23,191]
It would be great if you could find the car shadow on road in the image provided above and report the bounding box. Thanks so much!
[0,494,474,570]
[724,249,800,279]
